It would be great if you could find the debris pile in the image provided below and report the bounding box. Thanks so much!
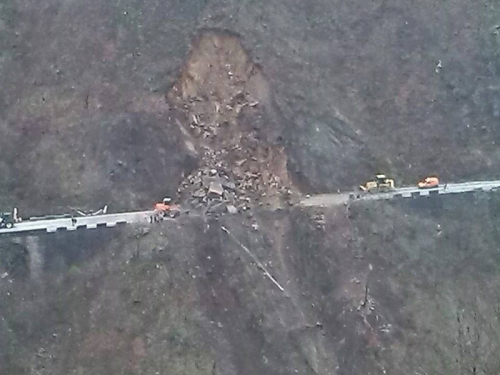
[178,148,294,217]
[174,90,294,216]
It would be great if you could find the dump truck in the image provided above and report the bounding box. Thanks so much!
[418,176,439,189]
[152,198,181,221]
[359,174,395,193]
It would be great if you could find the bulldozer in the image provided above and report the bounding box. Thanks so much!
[359,174,395,193]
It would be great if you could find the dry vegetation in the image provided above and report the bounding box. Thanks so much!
[1,0,500,374]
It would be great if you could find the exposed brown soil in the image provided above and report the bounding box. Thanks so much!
[167,31,296,211]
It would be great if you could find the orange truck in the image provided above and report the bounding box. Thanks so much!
[418,176,439,189]
[153,198,181,219]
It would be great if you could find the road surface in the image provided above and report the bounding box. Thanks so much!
[300,180,500,207]
[2,180,499,235]
[0,210,155,235]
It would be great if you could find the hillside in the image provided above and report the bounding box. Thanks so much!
[2,193,500,374]
[1,0,500,209]
[1,0,500,374]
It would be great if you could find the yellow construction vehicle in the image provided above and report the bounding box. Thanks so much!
[359,174,395,193]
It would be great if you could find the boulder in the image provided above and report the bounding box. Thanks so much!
[208,180,224,197]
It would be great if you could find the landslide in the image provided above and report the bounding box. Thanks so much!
[167,31,296,211]
[1,0,499,211]
[2,193,500,374]
[1,1,500,375]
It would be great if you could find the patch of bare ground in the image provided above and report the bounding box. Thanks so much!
[167,31,297,212]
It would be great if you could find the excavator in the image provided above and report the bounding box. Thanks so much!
[418,176,439,189]
[359,174,395,193]
[152,198,181,221]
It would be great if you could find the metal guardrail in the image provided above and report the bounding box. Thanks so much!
[0,211,154,235]
[29,214,73,221]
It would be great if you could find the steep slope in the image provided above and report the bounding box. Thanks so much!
[1,0,500,210]
[2,192,500,374]
[1,1,500,374]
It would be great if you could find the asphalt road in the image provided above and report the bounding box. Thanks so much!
[300,180,500,207]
